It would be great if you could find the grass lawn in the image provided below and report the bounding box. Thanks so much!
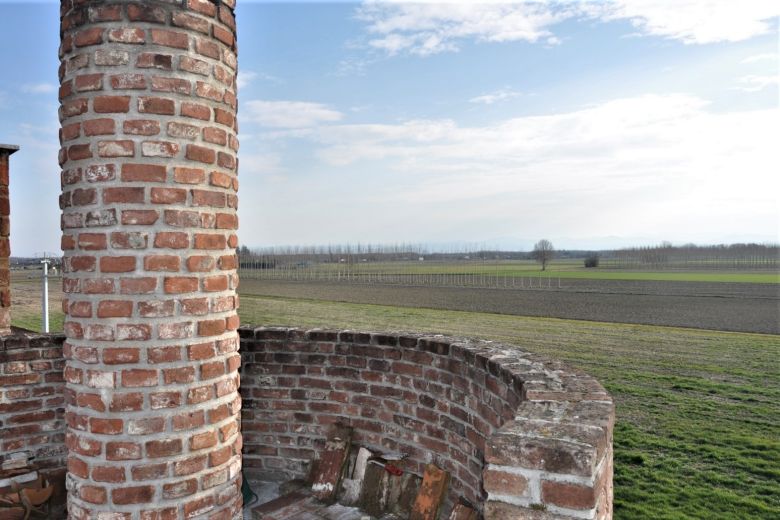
[236,294,780,520]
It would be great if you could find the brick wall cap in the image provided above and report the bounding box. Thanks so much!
[0,144,20,156]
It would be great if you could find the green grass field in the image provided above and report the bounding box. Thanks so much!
[235,294,780,519]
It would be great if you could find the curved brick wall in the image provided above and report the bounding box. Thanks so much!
[239,327,614,519]
[58,1,241,518]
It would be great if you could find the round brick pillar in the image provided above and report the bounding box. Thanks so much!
[58,1,241,518]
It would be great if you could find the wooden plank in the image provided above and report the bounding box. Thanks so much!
[310,423,353,502]
[340,446,372,505]
[410,464,450,520]
[449,503,478,520]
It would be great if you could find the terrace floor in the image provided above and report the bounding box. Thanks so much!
[243,480,389,520]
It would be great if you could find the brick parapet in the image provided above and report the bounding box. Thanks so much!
[0,331,68,511]
[58,1,241,517]
[238,327,614,519]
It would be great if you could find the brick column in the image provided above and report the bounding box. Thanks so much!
[58,1,241,518]
[0,144,19,335]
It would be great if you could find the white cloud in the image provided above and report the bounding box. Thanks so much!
[243,100,343,128]
[732,74,779,92]
[469,87,523,104]
[595,0,780,45]
[21,82,56,94]
[236,71,281,89]
[356,1,567,56]
[741,52,778,64]
[291,94,777,235]
[355,1,780,56]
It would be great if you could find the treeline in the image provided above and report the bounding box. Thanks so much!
[238,241,778,271]
[601,243,778,270]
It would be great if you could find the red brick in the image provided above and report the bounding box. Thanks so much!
[198,319,226,337]
[80,485,107,504]
[151,77,192,94]
[104,187,145,204]
[90,418,123,435]
[111,231,148,249]
[215,213,237,229]
[108,28,145,44]
[165,209,200,227]
[112,485,154,505]
[122,369,158,388]
[117,323,152,341]
[213,25,234,46]
[179,56,209,76]
[138,300,175,318]
[74,27,104,47]
[119,277,157,294]
[181,298,209,315]
[84,163,116,182]
[122,164,167,183]
[94,96,131,113]
[164,276,198,294]
[151,187,187,204]
[103,348,140,365]
[127,4,166,23]
[100,256,136,273]
[110,393,144,412]
[172,11,210,34]
[203,275,228,292]
[78,233,107,250]
[150,29,190,49]
[181,102,210,120]
[173,167,205,184]
[186,144,215,164]
[92,466,126,483]
[123,120,161,136]
[154,231,189,249]
[97,140,135,158]
[194,233,226,250]
[186,255,215,272]
[136,52,173,70]
[75,73,103,92]
[192,189,225,207]
[142,141,180,158]
[97,300,133,318]
[68,144,93,160]
[147,438,183,458]
[203,127,228,145]
[83,118,116,136]
[541,481,597,510]
[122,209,159,225]
[128,417,165,435]
[110,73,147,90]
[195,38,220,59]
[144,255,180,271]
[138,97,175,115]
[106,442,142,461]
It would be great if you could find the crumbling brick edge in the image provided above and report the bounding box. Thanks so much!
[239,327,614,520]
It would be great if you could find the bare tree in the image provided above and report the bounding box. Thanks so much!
[532,239,554,271]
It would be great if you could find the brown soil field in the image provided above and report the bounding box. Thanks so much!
[240,279,780,334]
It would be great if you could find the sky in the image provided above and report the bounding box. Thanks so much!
[0,1,778,256]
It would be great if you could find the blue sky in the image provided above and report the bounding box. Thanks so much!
[0,1,778,255]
